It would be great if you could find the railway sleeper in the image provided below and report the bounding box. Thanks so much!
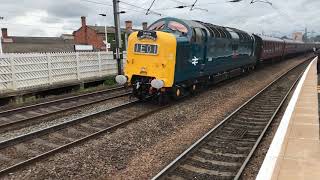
[233,119,267,125]
[226,122,266,129]
[167,165,235,180]
[193,150,245,164]
[199,147,247,158]
[181,160,237,176]
[222,128,262,137]
[241,108,276,113]
[183,158,240,173]
[235,116,270,121]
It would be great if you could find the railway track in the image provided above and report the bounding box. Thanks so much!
[0,86,130,133]
[0,97,170,176]
[152,59,311,180]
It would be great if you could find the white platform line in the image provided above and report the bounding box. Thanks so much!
[255,57,318,180]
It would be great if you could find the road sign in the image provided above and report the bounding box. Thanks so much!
[103,41,111,48]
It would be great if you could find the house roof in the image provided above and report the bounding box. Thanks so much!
[87,25,128,34]
[87,25,140,34]
[1,36,76,53]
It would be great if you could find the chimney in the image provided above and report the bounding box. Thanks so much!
[142,22,148,30]
[125,20,132,33]
[81,16,86,28]
[1,28,8,38]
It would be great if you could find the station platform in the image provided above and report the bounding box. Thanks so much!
[257,57,320,180]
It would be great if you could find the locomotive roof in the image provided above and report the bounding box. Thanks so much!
[155,17,252,40]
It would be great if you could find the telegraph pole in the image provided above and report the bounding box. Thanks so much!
[113,0,122,75]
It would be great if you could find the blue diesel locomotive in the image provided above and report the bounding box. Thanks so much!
[116,17,318,103]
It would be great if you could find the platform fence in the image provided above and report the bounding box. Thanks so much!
[0,51,127,92]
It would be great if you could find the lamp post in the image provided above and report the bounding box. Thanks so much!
[0,16,4,54]
[98,13,109,52]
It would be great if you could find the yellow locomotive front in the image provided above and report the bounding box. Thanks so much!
[116,30,177,99]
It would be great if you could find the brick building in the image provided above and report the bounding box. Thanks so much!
[73,16,145,51]
[292,32,303,42]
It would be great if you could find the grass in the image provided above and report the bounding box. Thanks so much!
[104,75,117,86]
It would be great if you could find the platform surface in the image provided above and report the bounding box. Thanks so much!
[257,57,320,180]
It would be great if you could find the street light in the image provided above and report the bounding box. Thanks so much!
[98,13,109,52]
[0,16,4,54]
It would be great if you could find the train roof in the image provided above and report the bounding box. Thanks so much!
[254,34,284,43]
[150,17,253,41]
[283,39,304,44]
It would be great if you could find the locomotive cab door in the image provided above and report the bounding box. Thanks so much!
[191,27,207,77]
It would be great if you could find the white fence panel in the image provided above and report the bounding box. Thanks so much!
[101,52,118,75]
[0,54,13,90]
[0,51,126,92]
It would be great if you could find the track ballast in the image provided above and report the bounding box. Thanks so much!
[152,59,311,180]
[0,86,130,133]
[0,98,171,176]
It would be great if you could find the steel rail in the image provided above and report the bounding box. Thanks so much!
[0,100,171,176]
[233,63,306,179]
[152,58,311,180]
[0,86,130,131]
[0,86,124,115]
[0,100,138,149]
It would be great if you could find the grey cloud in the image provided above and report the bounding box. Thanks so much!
[0,0,319,38]
[46,1,93,18]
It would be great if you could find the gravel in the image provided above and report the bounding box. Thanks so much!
[3,55,312,180]
[0,96,132,142]
[239,78,297,180]
[0,85,120,112]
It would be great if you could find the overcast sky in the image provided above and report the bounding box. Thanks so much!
[0,0,318,38]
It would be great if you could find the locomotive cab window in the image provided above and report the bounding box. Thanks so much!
[148,21,165,31]
[167,21,188,36]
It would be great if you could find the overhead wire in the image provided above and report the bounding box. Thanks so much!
[79,0,153,15]
[146,0,157,15]
[119,0,163,16]
[250,0,272,6]
[159,0,208,12]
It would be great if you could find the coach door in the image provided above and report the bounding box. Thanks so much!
[191,27,207,76]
